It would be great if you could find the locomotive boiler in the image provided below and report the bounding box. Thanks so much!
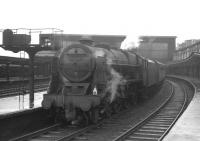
[42,38,165,124]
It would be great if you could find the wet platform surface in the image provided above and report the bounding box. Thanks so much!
[164,75,200,141]
[0,91,46,114]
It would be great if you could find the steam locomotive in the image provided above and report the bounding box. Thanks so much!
[42,38,166,124]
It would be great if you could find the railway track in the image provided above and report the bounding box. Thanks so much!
[112,80,188,141]
[9,81,174,141]
[10,107,133,141]
[10,120,108,141]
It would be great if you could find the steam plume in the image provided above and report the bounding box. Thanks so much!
[93,49,126,103]
[106,68,126,103]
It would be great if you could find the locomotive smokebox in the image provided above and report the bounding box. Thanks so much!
[59,44,95,82]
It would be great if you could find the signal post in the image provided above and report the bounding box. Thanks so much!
[0,29,60,108]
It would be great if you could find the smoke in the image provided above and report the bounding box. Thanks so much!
[121,35,140,50]
[93,49,126,103]
[93,49,105,58]
[106,68,125,103]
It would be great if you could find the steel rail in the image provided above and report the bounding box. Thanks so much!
[8,82,177,141]
[8,100,133,141]
[112,81,175,141]
[10,123,60,141]
[56,123,103,141]
[10,121,105,141]
[158,82,188,140]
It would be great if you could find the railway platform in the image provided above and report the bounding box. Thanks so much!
[164,75,200,141]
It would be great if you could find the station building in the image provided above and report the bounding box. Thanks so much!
[137,36,176,63]
[173,39,200,61]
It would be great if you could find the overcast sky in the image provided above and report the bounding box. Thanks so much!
[0,0,200,57]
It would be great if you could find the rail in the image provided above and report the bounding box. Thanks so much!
[9,81,175,141]
[112,80,181,141]
[10,124,60,141]
[10,120,106,141]
[158,84,188,140]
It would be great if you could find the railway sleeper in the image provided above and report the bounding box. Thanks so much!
[150,119,174,122]
[138,129,164,133]
[147,121,171,125]
[142,126,168,130]
[127,135,159,141]
[145,123,170,127]
[153,116,175,120]
[133,132,161,137]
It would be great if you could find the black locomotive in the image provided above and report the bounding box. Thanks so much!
[42,38,166,124]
